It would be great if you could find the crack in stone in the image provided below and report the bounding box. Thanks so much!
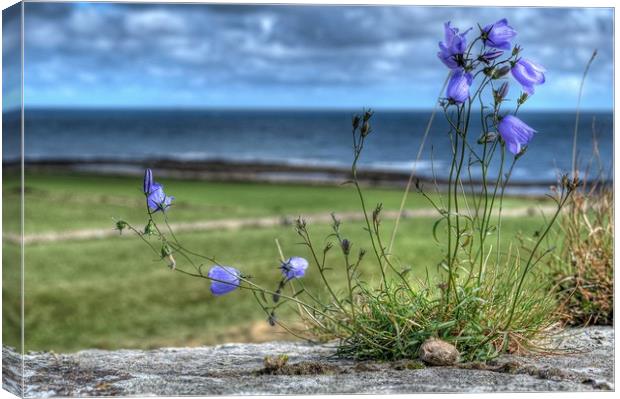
[458,360,613,391]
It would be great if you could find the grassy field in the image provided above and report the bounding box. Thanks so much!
[2,170,543,233]
[2,170,552,352]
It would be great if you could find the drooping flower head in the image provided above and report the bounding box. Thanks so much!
[498,115,536,155]
[437,21,471,69]
[482,18,517,50]
[511,58,546,95]
[143,168,153,194]
[446,69,473,104]
[280,257,308,281]
[208,265,241,296]
[146,182,175,213]
[143,169,174,213]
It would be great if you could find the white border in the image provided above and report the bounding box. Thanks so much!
[0,2,616,399]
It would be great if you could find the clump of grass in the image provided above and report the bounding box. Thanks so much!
[554,189,613,326]
[297,222,561,362]
[550,162,613,326]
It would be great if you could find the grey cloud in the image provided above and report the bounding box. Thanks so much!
[20,3,614,106]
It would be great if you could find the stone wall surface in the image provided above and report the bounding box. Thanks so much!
[2,327,614,397]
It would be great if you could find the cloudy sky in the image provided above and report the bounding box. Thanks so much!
[3,2,614,110]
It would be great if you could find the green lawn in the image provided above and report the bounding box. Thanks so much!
[1,170,547,233]
[2,171,552,352]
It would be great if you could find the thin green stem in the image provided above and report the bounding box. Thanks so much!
[297,226,347,312]
[504,193,572,329]
[388,73,449,255]
[495,157,517,264]
[572,50,597,175]
[351,135,387,286]
[478,144,505,284]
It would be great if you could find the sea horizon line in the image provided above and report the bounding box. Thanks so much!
[3,106,614,114]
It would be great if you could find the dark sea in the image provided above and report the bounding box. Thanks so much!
[3,108,614,184]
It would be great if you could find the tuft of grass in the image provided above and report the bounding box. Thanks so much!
[305,245,560,363]
[550,182,613,326]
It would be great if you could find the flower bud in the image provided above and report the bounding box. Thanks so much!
[144,220,157,236]
[161,243,176,269]
[331,213,341,229]
[559,174,581,192]
[363,109,373,122]
[352,115,361,130]
[361,121,370,137]
[143,168,153,194]
[372,203,382,223]
[341,239,351,255]
[492,66,511,79]
[561,174,569,188]
[272,279,285,303]
[517,92,529,105]
[272,289,281,303]
[161,243,172,257]
[515,145,528,159]
[493,82,509,103]
[477,132,498,144]
[479,50,504,64]
[498,82,509,98]
[268,312,277,327]
[295,217,307,231]
[115,220,128,234]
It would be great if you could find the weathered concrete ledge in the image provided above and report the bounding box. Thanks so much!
[2,327,614,397]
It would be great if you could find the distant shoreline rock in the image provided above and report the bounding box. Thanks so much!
[6,157,600,197]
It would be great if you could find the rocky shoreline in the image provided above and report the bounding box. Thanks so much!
[2,327,614,397]
[7,158,590,196]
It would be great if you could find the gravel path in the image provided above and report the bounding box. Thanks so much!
[5,205,553,245]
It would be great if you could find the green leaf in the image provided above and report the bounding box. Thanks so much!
[432,217,447,243]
